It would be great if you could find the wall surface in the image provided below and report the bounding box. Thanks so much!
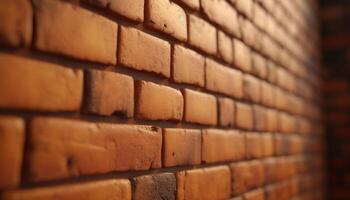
[0,0,326,199]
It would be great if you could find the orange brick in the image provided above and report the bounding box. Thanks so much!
[236,102,254,130]
[264,158,277,184]
[2,179,131,200]
[274,134,289,156]
[119,26,170,77]
[206,58,243,98]
[218,97,235,127]
[254,3,266,30]
[0,53,83,111]
[183,89,217,125]
[188,14,217,55]
[179,0,199,10]
[201,0,239,36]
[261,81,276,107]
[240,18,257,48]
[252,52,267,79]
[163,128,201,167]
[109,0,144,22]
[34,0,117,64]
[265,109,278,132]
[176,166,231,200]
[202,129,245,163]
[235,0,253,19]
[27,117,162,182]
[267,61,277,84]
[243,74,261,103]
[234,39,252,73]
[254,105,266,131]
[172,45,205,87]
[135,80,183,121]
[0,0,32,47]
[289,136,304,155]
[262,133,274,157]
[0,116,24,188]
[280,113,295,133]
[218,31,234,63]
[246,132,263,159]
[85,70,134,117]
[244,189,265,200]
[146,0,187,41]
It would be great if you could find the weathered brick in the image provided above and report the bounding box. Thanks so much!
[172,45,205,87]
[218,31,234,63]
[201,0,239,36]
[202,129,245,163]
[218,97,235,127]
[119,26,171,77]
[178,0,199,10]
[135,80,183,121]
[85,70,134,117]
[262,133,274,157]
[183,89,217,125]
[34,0,117,64]
[234,39,252,73]
[206,58,243,98]
[0,53,83,111]
[243,74,261,103]
[133,173,176,200]
[2,179,131,200]
[188,15,217,55]
[236,102,254,130]
[244,189,265,200]
[234,0,253,19]
[146,0,187,41]
[163,128,201,167]
[176,166,231,200]
[0,0,32,47]
[246,132,263,159]
[27,117,162,182]
[0,116,24,188]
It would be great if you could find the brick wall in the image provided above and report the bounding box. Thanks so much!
[0,0,325,199]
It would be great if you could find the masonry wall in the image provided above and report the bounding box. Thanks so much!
[0,0,325,199]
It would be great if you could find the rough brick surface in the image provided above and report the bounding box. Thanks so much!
[27,117,162,181]
[34,0,118,64]
[218,97,235,127]
[236,102,254,130]
[0,53,83,111]
[163,128,201,167]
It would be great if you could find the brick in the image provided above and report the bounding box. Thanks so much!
[244,189,265,200]
[206,58,243,98]
[234,39,252,73]
[119,26,171,77]
[254,3,266,30]
[1,179,131,200]
[85,70,134,117]
[27,117,162,182]
[183,89,217,125]
[265,109,278,132]
[280,113,295,133]
[172,45,205,87]
[243,74,261,103]
[262,133,274,157]
[264,158,277,184]
[234,0,253,19]
[178,0,199,10]
[135,80,183,121]
[252,52,267,79]
[289,136,303,155]
[261,82,276,107]
[202,129,245,163]
[218,97,235,127]
[236,102,254,130]
[240,18,257,48]
[218,31,234,64]
[254,105,266,131]
[176,166,231,200]
[133,173,176,200]
[0,53,83,111]
[0,0,32,47]
[201,0,239,36]
[163,128,201,167]
[267,61,277,84]
[146,0,187,41]
[274,134,289,156]
[246,132,263,159]
[109,0,144,22]
[188,15,217,55]
[0,116,24,188]
[275,88,287,110]
[34,0,117,64]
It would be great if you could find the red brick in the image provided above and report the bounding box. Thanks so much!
[246,132,263,159]
[289,136,304,155]
[85,70,134,117]
[234,0,253,19]
[0,0,32,47]
[218,97,235,127]
[1,179,131,200]
[254,105,266,131]
[0,53,83,111]
[201,0,240,36]
[218,31,234,63]
[178,0,199,10]
[280,113,295,133]
[236,102,254,130]
[202,129,245,163]
[135,80,183,121]
[234,39,252,73]
[188,14,217,55]
[261,82,276,107]
[252,52,267,79]
[0,116,24,188]
[183,89,217,125]
[109,0,144,22]
[262,133,274,157]
[163,128,201,167]
[265,109,278,132]
[146,0,187,41]
[275,88,288,110]
[274,134,289,156]
[133,173,176,200]
[243,74,261,103]
[172,45,205,87]
[176,166,231,200]
[206,58,243,98]
[277,68,295,92]
[27,117,162,182]
[119,26,171,77]
[264,158,277,184]
[34,0,117,64]
[244,189,265,200]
